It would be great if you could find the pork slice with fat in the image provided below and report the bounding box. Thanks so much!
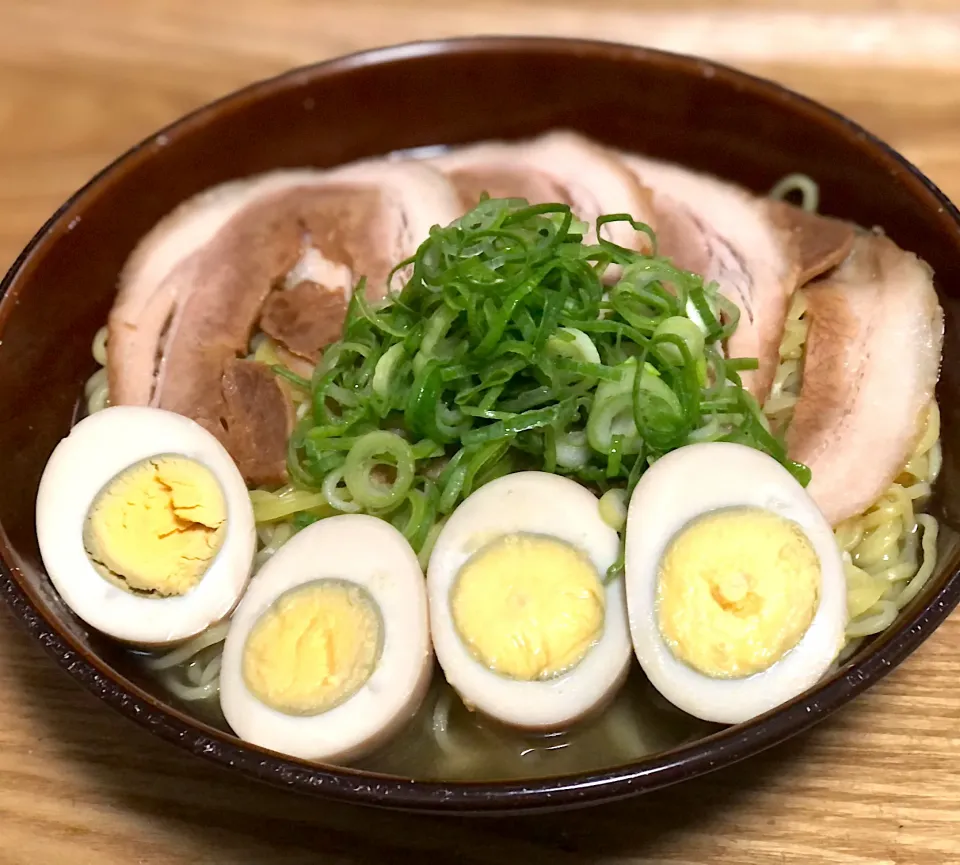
[107,160,462,484]
[259,279,349,364]
[108,171,319,406]
[431,131,657,254]
[787,233,943,525]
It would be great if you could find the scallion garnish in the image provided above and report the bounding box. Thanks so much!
[276,197,808,554]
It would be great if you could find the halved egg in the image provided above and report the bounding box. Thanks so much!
[36,406,256,646]
[219,514,432,763]
[625,442,847,725]
[427,471,630,730]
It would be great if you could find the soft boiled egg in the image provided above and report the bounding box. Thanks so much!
[625,442,847,725]
[427,471,631,730]
[219,514,432,763]
[36,406,256,646]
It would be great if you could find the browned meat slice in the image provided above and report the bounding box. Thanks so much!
[107,161,462,483]
[259,280,347,363]
[787,233,943,525]
[620,154,854,401]
[431,131,657,254]
[109,172,308,407]
[768,201,855,287]
[221,359,295,487]
[448,167,563,210]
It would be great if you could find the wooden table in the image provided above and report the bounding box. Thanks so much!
[3,1,960,862]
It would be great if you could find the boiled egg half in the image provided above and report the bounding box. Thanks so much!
[428,471,630,730]
[36,406,256,645]
[219,515,432,763]
[625,442,847,725]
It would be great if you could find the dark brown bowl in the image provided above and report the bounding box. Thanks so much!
[2,36,960,815]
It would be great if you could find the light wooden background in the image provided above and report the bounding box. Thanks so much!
[3,1,960,863]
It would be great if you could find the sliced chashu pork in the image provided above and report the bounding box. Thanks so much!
[221,359,296,486]
[258,247,355,363]
[786,233,943,526]
[620,155,854,401]
[430,131,657,254]
[108,160,463,484]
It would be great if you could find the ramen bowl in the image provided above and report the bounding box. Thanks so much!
[2,37,960,814]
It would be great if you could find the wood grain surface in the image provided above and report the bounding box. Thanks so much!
[3,1,960,863]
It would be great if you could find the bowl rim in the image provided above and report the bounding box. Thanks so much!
[3,34,960,814]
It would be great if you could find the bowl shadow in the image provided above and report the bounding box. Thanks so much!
[1,604,820,862]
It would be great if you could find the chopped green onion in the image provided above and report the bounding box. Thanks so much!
[343,430,416,510]
[371,343,406,398]
[322,467,361,513]
[599,488,628,531]
[270,365,312,391]
[555,429,591,469]
[417,517,448,569]
[654,316,705,366]
[250,489,333,523]
[546,327,602,364]
[271,197,810,555]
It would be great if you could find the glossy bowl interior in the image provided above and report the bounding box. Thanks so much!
[3,37,960,814]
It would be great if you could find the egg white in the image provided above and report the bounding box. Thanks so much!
[219,514,432,763]
[427,471,630,730]
[35,406,256,645]
[625,442,847,725]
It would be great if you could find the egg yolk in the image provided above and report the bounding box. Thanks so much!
[83,455,227,596]
[657,507,821,679]
[242,580,382,716]
[451,533,605,681]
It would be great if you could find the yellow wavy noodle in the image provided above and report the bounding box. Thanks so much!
[250,486,331,524]
[763,292,808,430]
[84,327,111,414]
[142,621,229,702]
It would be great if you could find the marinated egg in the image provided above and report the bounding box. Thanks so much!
[36,406,256,645]
[625,442,847,725]
[428,472,630,730]
[219,515,432,762]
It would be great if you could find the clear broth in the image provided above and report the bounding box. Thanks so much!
[154,661,714,781]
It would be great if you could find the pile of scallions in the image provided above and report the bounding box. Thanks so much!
[256,197,810,573]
